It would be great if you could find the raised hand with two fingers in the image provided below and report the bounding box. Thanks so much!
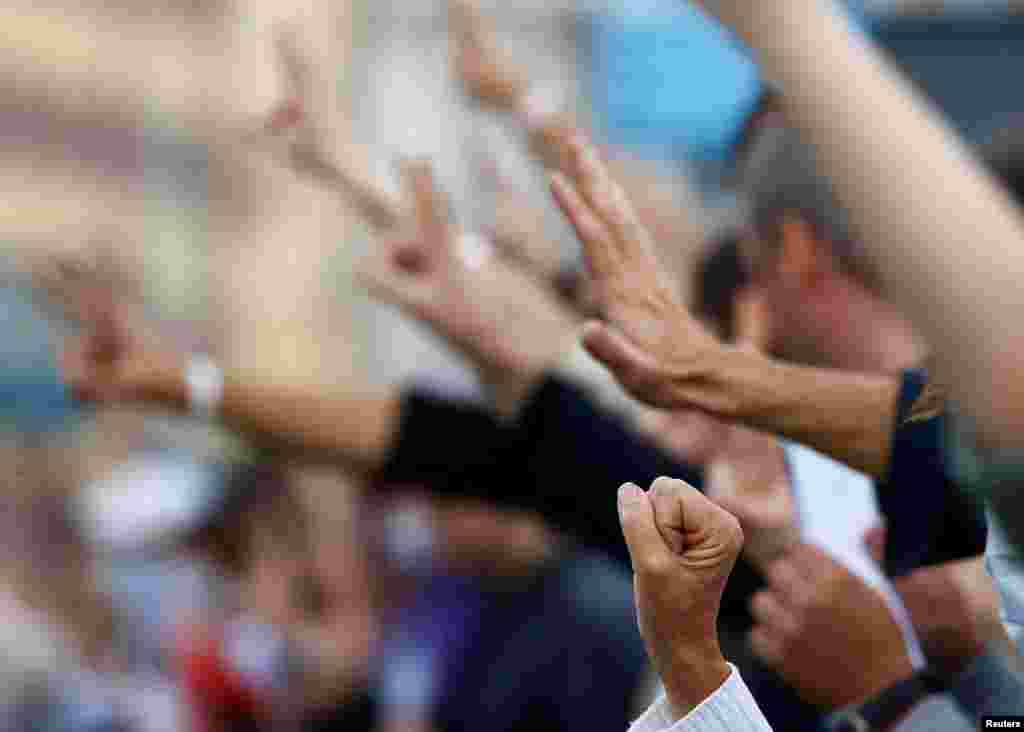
[357,160,575,412]
[257,26,405,233]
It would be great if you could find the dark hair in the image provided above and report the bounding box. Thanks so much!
[691,233,750,341]
[740,125,880,291]
[982,118,1024,207]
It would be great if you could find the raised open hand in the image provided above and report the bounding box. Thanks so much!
[550,133,723,408]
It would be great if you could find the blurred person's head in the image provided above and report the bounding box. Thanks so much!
[692,232,749,343]
[739,125,926,372]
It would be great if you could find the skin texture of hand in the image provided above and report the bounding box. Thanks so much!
[58,273,186,407]
[259,27,405,234]
[357,159,576,416]
[448,0,528,113]
[749,543,914,710]
[894,556,1014,678]
[551,133,724,408]
[488,164,566,285]
[618,477,741,720]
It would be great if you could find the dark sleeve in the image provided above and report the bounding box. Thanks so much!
[509,377,764,630]
[375,389,515,491]
[377,377,759,627]
[879,370,986,577]
[949,652,1024,716]
[376,379,701,565]
[510,377,703,565]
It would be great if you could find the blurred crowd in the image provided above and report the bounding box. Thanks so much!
[2,0,1024,731]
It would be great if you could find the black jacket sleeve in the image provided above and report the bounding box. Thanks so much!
[879,370,986,577]
[377,375,760,628]
[376,377,701,564]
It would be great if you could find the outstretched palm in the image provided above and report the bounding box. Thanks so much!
[550,133,722,407]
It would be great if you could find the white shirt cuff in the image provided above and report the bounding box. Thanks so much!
[628,666,773,732]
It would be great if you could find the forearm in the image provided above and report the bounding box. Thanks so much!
[676,347,897,480]
[128,353,401,472]
[728,0,1024,447]
[446,256,580,420]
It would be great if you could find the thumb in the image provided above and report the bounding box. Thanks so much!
[618,483,669,574]
[582,321,657,391]
[648,476,741,551]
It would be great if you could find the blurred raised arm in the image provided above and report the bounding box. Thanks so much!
[551,132,899,479]
[259,27,406,234]
[60,282,401,474]
[357,159,577,418]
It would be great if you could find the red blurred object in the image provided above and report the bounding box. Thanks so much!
[176,622,272,732]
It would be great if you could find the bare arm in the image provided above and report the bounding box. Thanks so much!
[61,296,401,474]
[357,160,577,420]
[709,0,1024,450]
[162,359,401,473]
[683,348,898,480]
[448,0,709,294]
[550,131,899,480]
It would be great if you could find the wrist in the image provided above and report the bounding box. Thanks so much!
[833,670,944,732]
[846,655,917,710]
[515,84,561,132]
[474,260,578,419]
[126,351,189,409]
[481,330,574,421]
[661,643,732,721]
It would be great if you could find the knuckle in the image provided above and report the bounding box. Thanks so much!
[650,476,680,496]
[638,552,673,579]
[720,513,745,553]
